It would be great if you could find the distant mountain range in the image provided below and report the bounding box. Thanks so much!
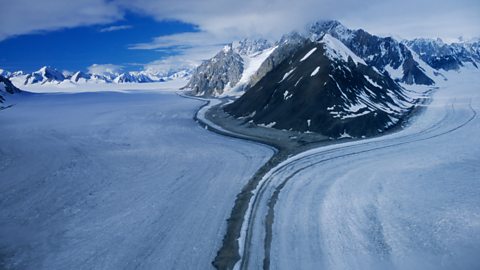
[0,66,192,87]
[186,20,480,138]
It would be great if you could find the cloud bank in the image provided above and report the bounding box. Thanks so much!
[2,0,479,72]
[87,64,123,75]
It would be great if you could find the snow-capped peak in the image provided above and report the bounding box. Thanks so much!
[308,20,354,42]
[320,34,366,65]
[232,38,272,56]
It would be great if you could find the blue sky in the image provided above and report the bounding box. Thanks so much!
[0,14,198,73]
[1,0,478,74]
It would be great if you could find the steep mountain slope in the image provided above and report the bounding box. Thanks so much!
[405,38,479,70]
[23,66,65,85]
[0,75,22,107]
[71,71,91,83]
[308,20,435,85]
[188,20,440,99]
[225,34,416,138]
[185,45,244,96]
[186,39,274,96]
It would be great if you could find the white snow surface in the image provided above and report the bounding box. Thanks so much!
[221,46,277,97]
[321,34,367,66]
[235,67,480,270]
[300,47,318,62]
[0,90,273,269]
[279,68,296,83]
[364,75,381,88]
[11,78,189,93]
[384,64,404,80]
[311,66,320,76]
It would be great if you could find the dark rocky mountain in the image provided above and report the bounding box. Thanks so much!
[247,32,306,88]
[225,34,416,138]
[187,20,442,99]
[308,20,435,85]
[0,75,22,106]
[404,38,479,70]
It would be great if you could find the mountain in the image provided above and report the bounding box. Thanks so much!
[0,69,11,78]
[186,20,446,98]
[24,66,66,84]
[185,39,275,96]
[71,71,91,83]
[0,75,22,107]
[185,45,245,96]
[113,72,156,83]
[307,20,436,85]
[404,38,479,70]
[225,34,415,138]
[5,66,192,87]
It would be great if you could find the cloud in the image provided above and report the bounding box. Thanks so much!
[99,25,132,32]
[1,0,479,70]
[142,45,222,74]
[117,0,480,41]
[122,0,480,69]
[0,0,123,41]
[87,64,123,74]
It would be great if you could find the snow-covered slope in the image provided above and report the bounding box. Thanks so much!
[0,75,22,107]
[404,38,480,70]
[233,65,480,270]
[185,39,275,97]
[308,20,436,85]
[187,20,443,99]
[6,66,192,87]
[226,34,419,138]
[0,91,273,269]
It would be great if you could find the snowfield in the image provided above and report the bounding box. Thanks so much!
[0,90,273,269]
[1,67,479,270]
[235,68,480,270]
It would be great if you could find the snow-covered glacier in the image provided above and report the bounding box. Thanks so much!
[234,68,480,270]
[0,91,273,269]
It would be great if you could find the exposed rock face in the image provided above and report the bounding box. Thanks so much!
[0,75,21,105]
[232,38,272,56]
[248,32,306,88]
[405,38,479,70]
[308,20,435,85]
[185,45,244,96]
[71,71,91,82]
[186,20,448,98]
[225,35,415,138]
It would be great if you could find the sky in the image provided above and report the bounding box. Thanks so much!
[0,0,479,73]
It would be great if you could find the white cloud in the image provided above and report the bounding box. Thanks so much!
[99,25,132,32]
[142,45,223,74]
[117,0,480,41]
[1,0,479,70]
[122,0,480,70]
[87,64,123,74]
[0,0,123,41]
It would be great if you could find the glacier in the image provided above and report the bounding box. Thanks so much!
[0,90,273,269]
